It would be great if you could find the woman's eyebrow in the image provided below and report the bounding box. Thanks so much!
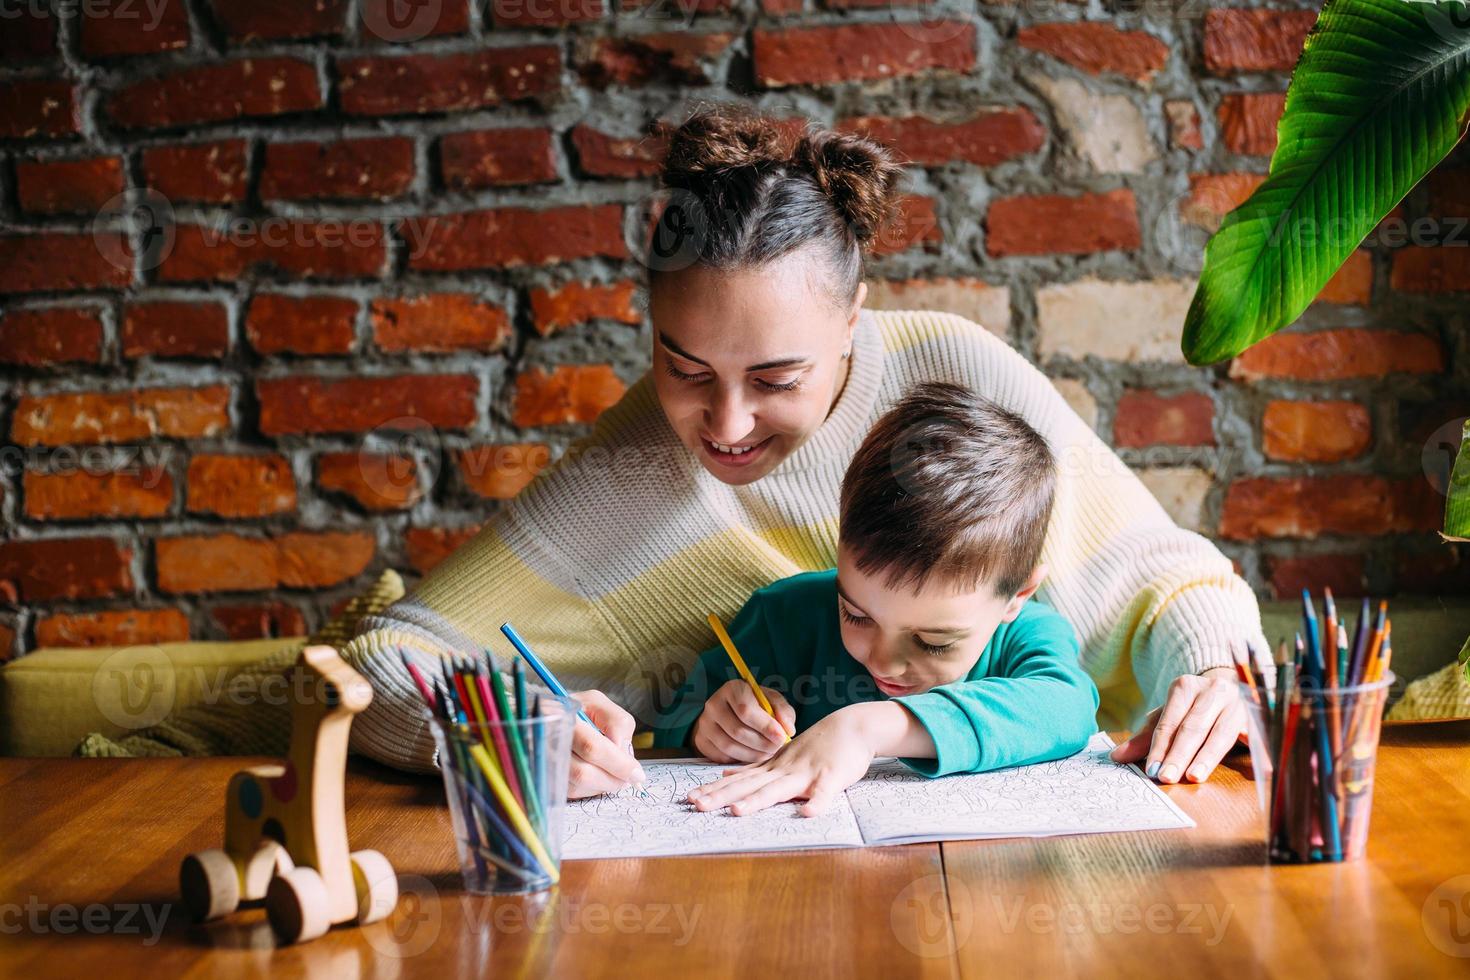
[658,332,809,373]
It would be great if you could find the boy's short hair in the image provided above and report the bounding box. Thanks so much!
[839,381,1057,597]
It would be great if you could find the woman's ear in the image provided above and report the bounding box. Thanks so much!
[1000,564,1048,622]
[849,282,867,328]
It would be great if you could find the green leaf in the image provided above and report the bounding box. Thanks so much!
[1447,421,1470,539]
[1182,0,1470,366]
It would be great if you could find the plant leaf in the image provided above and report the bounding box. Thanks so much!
[1446,421,1470,540]
[1182,0,1470,366]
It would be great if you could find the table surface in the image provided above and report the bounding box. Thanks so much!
[4,721,1469,978]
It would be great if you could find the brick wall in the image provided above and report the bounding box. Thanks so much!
[1,0,1466,657]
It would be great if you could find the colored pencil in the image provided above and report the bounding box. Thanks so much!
[468,744,559,883]
[398,648,437,711]
[707,612,790,741]
[491,662,543,830]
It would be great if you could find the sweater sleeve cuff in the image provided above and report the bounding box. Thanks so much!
[892,692,981,778]
[1142,582,1271,707]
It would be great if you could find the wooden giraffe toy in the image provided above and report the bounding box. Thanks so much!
[179,645,398,943]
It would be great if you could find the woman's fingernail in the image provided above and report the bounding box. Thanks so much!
[632,765,646,781]
[1158,764,1179,783]
[1145,761,1161,779]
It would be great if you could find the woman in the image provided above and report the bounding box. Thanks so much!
[345,105,1268,796]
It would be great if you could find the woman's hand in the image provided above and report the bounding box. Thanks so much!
[567,689,646,800]
[1109,667,1246,783]
[691,679,796,764]
[687,705,879,817]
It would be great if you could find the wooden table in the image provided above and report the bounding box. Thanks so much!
[3,721,1469,978]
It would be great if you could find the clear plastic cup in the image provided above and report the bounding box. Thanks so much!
[425,696,576,894]
[1238,671,1395,864]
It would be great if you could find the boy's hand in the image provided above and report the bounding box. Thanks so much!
[691,679,796,764]
[687,705,879,817]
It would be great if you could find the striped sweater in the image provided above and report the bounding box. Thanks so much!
[345,308,1269,772]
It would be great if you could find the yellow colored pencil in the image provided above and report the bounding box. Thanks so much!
[468,744,559,883]
[707,613,790,742]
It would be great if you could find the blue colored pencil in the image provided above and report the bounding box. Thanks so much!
[500,621,593,725]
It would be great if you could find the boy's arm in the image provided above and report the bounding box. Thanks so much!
[893,608,1100,777]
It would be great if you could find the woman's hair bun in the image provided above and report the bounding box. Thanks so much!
[792,129,903,244]
[661,103,794,185]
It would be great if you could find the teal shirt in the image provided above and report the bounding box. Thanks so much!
[652,570,1100,776]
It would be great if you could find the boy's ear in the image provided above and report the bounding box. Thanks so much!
[1000,564,1048,622]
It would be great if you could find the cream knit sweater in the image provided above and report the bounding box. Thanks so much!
[346,308,1268,772]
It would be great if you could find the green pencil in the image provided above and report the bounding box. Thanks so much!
[491,660,543,830]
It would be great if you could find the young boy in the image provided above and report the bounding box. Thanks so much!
[652,382,1099,816]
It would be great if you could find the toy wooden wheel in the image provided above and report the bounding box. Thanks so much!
[242,839,292,901]
[180,848,240,922]
[266,866,331,944]
[350,849,398,924]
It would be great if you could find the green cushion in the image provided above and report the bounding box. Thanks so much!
[0,637,300,757]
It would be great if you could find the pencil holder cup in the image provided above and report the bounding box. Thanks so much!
[1238,672,1395,865]
[426,698,576,895]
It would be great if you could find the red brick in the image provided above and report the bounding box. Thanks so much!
[512,364,626,427]
[489,0,605,27]
[339,47,559,116]
[36,609,190,648]
[15,157,125,215]
[108,58,321,128]
[1182,172,1265,228]
[0,622,12,661]
[840,109,1045,167]
[405,204,626,271]
[317,452,423,510]
[80,0,190,57]
[156,531,373,593]
[187,454,296,518]
[256,374,479,435]
[1262,400,1372,463]
[987,189,1140,257]
[210,603,307,640]
[753,23,974,87]
[1396,545,1470,595]
[1266,554,1367,600]
[1165,100,1203,150]
[570,125,666,179]
[870,194,943,257]
[0,538,133,602]
[371,294,512,353]
[1229,329,1443,381]
[622,0,730,11]
[1389,245,1470,294]
[1218,92,1286,156]
[1017,22,1169,84]
[762,0,801,12]
[359,0,469,40]
[261,137,415,201]
[529,280,640,335]
[13,386,231,446]
[24,468,173,520]
[1114,391,1214,447]
[0,308,104,367]
[0,233,132,294]
[581,32,736,87]
[404,526,482,574]
[0,79,78,138]
[157,222,387,283]
[245,294,358,356]
[1316,251,1374,305]
[456,444,551,499]
[1203,10,1316,74]
[122,301,230,359]
[1220,475,1440,539]
[212,0,348,41]
[442,128,558,189]
[0,7,58,61]
[141,141,249,204]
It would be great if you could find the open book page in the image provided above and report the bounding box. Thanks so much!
[561,761,865,860]
[843,733,1196,845]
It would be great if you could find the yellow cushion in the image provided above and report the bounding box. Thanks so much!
[0,637,298,757]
